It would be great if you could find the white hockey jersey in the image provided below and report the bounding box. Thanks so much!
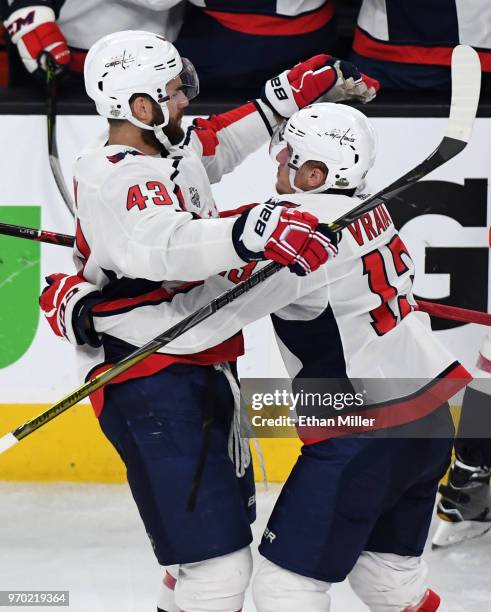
[73,100,275,284]
[90,192,471,437]
[58,0,185,49]
[70,100,277,410]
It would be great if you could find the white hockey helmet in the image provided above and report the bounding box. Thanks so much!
[270,102,376,193]
[84,30,198,142]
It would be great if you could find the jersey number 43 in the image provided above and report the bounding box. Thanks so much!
[126,181,173,211]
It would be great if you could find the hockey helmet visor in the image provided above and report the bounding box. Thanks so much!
[178,57,199,101]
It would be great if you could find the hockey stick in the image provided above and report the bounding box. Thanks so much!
[3,221,488,325]
[46,55,75,217]
[417,300,491,326]
[0,221,74,247]
[3,218,488,326]
[5,223,491,324]
[0,45,481,454]
[4,44,480,239]
[328,44,481,230]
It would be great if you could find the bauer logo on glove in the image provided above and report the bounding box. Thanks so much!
[232,201,338,276]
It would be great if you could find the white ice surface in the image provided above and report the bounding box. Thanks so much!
[0,482,490,612]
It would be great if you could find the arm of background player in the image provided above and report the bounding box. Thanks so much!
[88,161,246,282]
[185,100,277,184]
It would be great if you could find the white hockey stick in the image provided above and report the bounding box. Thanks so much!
[0,45,481,455]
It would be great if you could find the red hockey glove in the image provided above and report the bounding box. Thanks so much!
[262,54,380,118]
[40,273,103,347]
[262,54,337,118]
[232,202,338,276]
[4,6,70,78]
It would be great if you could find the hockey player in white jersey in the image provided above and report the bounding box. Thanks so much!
[36,30,374,612]
[42,102,472,610]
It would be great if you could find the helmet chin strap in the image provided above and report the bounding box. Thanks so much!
[126,99,172,150]
[152,124,172,150]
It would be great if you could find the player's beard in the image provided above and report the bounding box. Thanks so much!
[141,103,185,150]
[163,111,185,145]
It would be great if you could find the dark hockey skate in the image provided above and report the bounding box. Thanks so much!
[432,457,491,549]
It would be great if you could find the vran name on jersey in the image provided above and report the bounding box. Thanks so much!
[189,186,201,208]
[347,203,393,246]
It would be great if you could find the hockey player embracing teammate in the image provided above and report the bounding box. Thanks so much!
[43,96,473,609]
[38,29,381,612]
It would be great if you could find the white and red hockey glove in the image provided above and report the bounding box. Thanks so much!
[321,59,380,104]
[39,273,103,347]
[262,54,379,118]
[232,202,338,276]
[4,5,70,78]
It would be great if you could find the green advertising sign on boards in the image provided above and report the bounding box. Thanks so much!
[0,206,40,368]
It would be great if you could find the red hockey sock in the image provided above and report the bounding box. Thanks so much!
[403,589,441,611]
[163,570,177,590]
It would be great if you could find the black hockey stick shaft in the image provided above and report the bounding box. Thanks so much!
[0,260,282,451]
[0,134,465,248]
[0,221,74,247]
[5,223,490,323]
[0,135,472,247]
[327,137,466,231]
[0,140,459,249]
[46,55,75,217]
[0,46,480,453]
[329,44,480,230]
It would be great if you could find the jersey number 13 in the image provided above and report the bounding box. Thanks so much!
[362,235,414,336]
